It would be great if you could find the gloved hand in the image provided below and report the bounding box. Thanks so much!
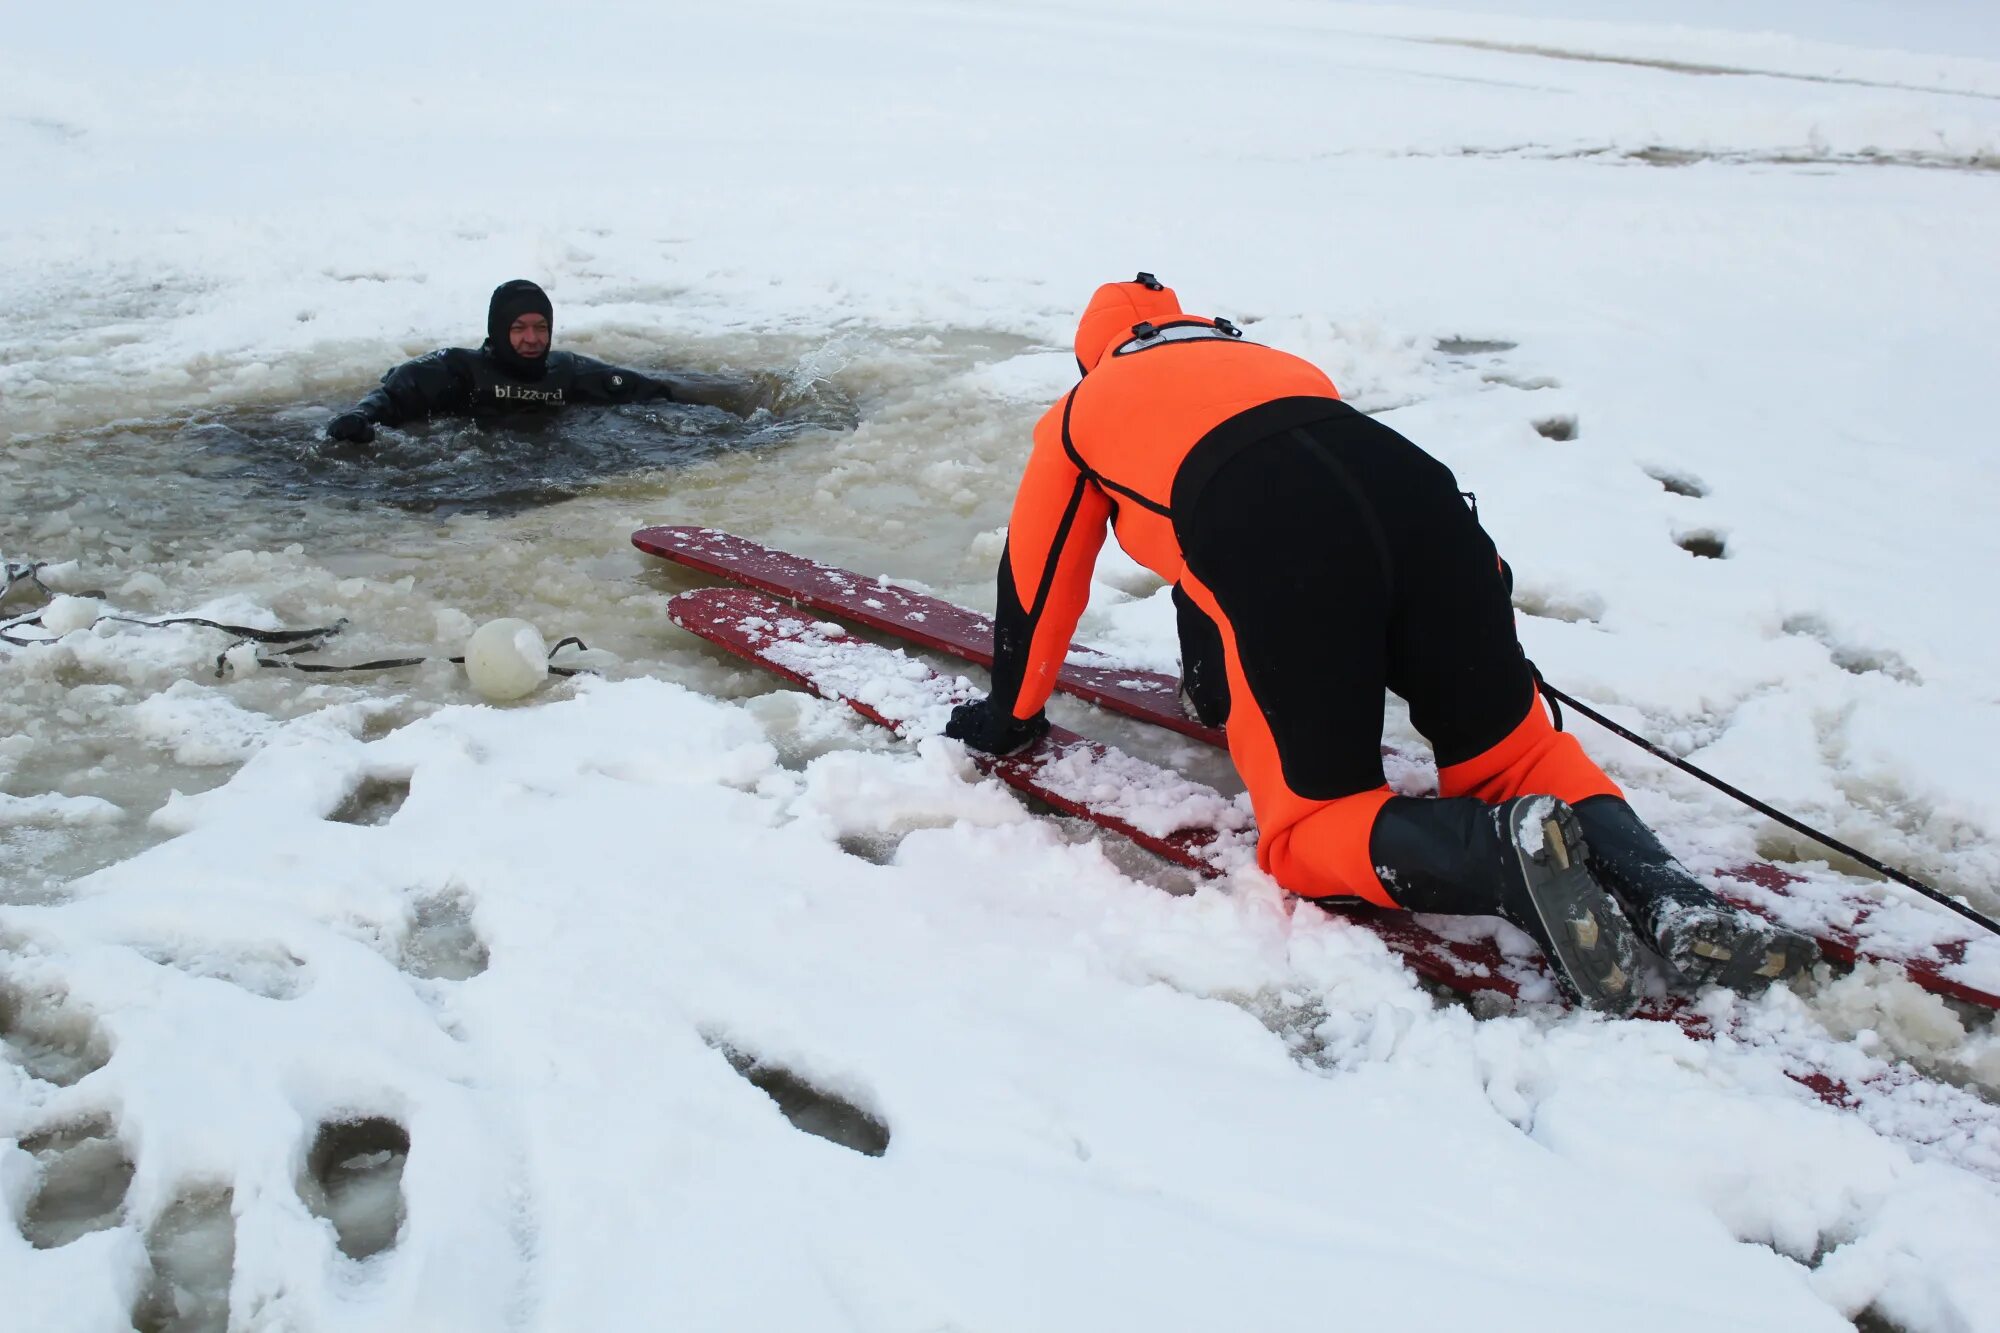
[1178,678,1225,728]
[326,411,377,444]
[944,697,1049,756]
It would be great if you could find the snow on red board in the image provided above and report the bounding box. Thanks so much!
[635,523,1223,745]
[666,586,2000,1172]
[636,524,2000,1013]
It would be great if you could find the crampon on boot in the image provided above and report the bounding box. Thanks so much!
[1573,795,1818,994]
[1368,795,1644,1015]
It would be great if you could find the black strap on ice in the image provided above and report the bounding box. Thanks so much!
[3,607,349,650]
[241,634,594,678]
[109,614,347,643]
[246,652,427,674]
[1537,675,2000,940]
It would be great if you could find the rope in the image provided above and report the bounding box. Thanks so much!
[236,635,594,678]
[109,614,346,643]
[244,654,591,678]
[0,612,49,645]
[1539,677,2000,940]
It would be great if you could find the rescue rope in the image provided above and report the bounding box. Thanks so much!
[0,612,46,644]
[239,634,593,677]
[120,615,347,645]
[1539,678,2000,940]
[2,606,349,652]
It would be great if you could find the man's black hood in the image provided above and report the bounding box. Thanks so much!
[484,279,555,381]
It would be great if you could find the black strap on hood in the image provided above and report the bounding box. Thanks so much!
[484,279,555,381]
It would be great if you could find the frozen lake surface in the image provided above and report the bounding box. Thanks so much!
[4,2,2000,1330]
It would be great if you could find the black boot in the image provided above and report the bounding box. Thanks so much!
[1571,795,1818,994]
[1368,795,1643,1015]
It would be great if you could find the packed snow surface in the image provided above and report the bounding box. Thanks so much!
[5,1,2000,1331]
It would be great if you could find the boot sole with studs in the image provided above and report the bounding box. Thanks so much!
[1663,909,1819,994]
[1501,799,1645,1017]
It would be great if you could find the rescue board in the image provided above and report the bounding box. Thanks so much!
[635,524,2000,1013]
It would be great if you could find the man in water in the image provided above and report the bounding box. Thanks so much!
[946,273,1816,1014]
[326,280,681,442]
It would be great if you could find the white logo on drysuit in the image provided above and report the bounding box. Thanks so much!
[491,383,565,403]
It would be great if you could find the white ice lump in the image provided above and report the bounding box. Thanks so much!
[39,595,104,636]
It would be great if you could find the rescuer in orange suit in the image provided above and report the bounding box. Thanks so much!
[946,274,1815,1013]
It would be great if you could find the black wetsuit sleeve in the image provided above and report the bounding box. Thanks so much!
[564,355,677,406]
[354,350,472,426]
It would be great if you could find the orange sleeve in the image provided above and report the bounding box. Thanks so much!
[989,394,1113,721]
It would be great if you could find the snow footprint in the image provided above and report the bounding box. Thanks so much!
[1674,529,1727,559]
[708,1039,890,1157]
[835,833,900,866]
[1431,334,1560,391]
[0,981,110,1086]
[399,888,489,981]
[300,1117,410,1261]
[133,1188,236,1333]
[1781,615,1921,684]
[330,774,410,826]
[17,1117,134,1249]
[1637,464,1726,556]
[1435,337,1517,356]
[1643,464,1709,498]
[1485,371,1560,391]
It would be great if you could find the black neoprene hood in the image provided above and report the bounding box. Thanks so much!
[485,279,555,380]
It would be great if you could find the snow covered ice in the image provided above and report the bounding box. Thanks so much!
[5,1,2000,1330]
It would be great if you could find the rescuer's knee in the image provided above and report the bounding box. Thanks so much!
[1258,786,1399,907]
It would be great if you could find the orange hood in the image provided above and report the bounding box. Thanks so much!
[1073,276,1188,373]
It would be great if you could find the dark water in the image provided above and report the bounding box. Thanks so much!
[179,368,858,517]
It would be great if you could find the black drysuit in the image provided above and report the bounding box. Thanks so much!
[336,278,677,432]
[346,346,677,428]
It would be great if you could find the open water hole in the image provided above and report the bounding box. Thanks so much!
[1,324,1054,894]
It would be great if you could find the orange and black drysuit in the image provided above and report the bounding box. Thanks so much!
[980,276,1621,909]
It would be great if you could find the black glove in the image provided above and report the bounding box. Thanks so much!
[1177,675,1227,728]
[326,411,377,444]
[945,698,1049,756]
